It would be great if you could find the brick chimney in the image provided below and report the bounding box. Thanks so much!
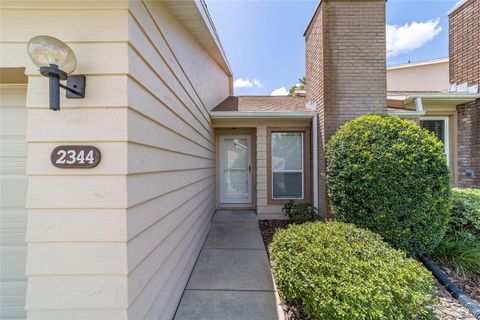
[305,0,387,216]
[449,0,480,187]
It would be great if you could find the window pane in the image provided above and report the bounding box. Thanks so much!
[420,120,445,144]
[273,172,302,199]
[272,133,302,171]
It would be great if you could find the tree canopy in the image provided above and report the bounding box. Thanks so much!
[288,76,306,96]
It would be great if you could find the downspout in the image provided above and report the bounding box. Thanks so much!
[312,115,319,210]
[415,97,424,113]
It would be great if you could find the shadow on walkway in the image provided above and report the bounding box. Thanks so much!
[174,210,279,320]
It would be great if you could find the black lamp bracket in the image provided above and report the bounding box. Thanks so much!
[61,76,86,98]
[39,65,85,98]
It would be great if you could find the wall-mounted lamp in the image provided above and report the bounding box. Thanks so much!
[27,35,86,111]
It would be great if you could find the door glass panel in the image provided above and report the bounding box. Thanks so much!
[222,137,250,203]
[226,170,247,196]
[226,138,247,169]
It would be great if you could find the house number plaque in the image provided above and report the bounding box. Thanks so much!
[51,146,101,168]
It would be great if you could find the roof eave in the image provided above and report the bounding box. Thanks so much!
[448,0,468,15]
[387,58,449,70]
[304,0,322,37]
[163,0,232,77]
[210,111,318,119]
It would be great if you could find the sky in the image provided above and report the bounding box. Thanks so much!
[205,0,461,96]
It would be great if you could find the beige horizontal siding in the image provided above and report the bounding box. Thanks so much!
[126,177,214,239]
[27,142,128,175]
[141,1,230,110]
[125,1,228,319]
[0,5,132,319]
[27,309,127,320]
[25,276,127,310]
[0,1,129,10]
[0,9,128,42]
[26,75,128,108]
[26,209,127,242]
[2,1,229,319]
[127,46,213,139]
[128,79,214,149]
[27,175,128,209]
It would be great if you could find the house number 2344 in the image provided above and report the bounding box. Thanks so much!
[51,146,101,168]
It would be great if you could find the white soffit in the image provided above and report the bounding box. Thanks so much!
[163,0,232,76]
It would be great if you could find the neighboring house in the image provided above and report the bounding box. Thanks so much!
[0,0,476,320]
[387,0,480,188]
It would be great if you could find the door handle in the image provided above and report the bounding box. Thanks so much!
[248,165,251,172]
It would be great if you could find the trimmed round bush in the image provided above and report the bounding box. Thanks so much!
[326,114,450,255]
[271,221,436,320]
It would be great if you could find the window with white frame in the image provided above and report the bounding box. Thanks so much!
[271,132,304,199]
[420,116,449,163]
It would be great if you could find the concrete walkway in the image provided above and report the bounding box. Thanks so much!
[174,210,279,320]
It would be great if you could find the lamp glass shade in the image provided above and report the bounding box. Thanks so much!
[27,35,77,74]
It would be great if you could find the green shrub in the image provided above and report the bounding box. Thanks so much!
[282,200,319,224]
[431,234,480,275]
[430,188,480,275]
[271,221,436,320]
[326,114,451,255]
[450,188,480,236]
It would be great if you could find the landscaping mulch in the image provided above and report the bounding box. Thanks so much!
[433,267,480,320]
[434,280,476,320]
[259,219,289,260]
[259,220,310,319]
[440,266,480,304]
[259,219,479,320]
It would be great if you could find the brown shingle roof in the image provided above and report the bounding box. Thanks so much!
[212,96,310,112]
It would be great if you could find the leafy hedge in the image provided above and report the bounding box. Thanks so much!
[282,200,319,224]
[431,188,480,275]
[271,221,436,320]
[326,114,451,255]
[450,188,480,237]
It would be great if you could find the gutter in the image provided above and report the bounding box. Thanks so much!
[210,111,318,119]
[407,93,480,100]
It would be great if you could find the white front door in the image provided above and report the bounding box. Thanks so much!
[220,135,252,204]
